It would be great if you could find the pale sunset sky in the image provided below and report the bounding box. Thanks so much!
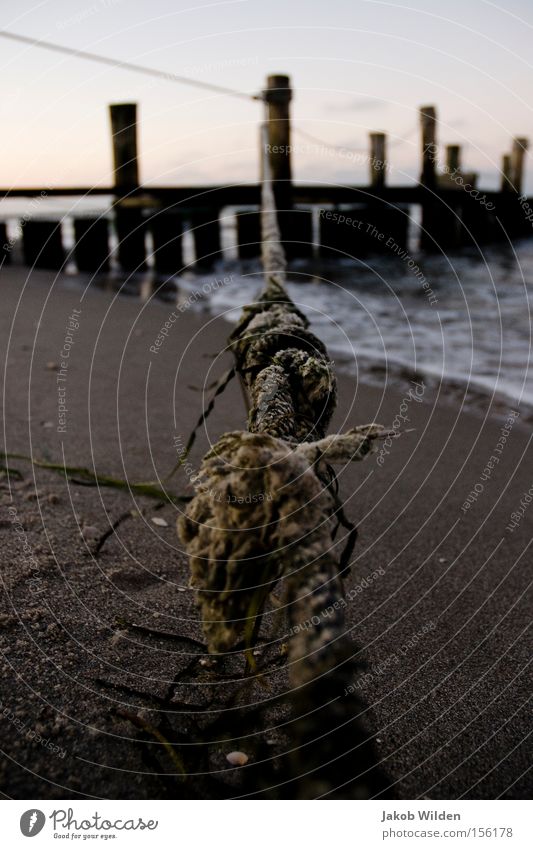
[1,0,533,190]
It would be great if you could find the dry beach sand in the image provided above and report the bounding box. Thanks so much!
[0,265,531,799]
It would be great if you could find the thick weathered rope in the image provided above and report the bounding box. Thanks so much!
[179,427,385,652]
[178,124,388,797]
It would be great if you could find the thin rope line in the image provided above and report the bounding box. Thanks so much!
[0,28,263,102]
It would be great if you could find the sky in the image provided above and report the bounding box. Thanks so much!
[1,0,533,189]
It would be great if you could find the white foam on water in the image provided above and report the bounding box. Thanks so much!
[197,245,533,410]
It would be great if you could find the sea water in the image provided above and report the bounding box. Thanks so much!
[2,197,532,409]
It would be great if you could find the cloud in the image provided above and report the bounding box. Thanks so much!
[324,97,389,113]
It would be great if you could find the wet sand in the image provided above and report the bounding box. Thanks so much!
[0,266,530,799]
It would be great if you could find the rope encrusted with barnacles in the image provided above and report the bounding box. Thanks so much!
[177,124,389,798]
[179,426,385,653]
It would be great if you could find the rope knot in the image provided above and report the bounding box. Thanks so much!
[178,425,387,651]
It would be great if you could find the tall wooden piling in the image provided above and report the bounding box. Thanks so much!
[264,75,292,187]
[0,223,10,264]
[367,134,409,255]
[369,133,386,189]
[498,153,517,235]
[446,145,461,174]
[264,74,292,227]
[501,139,529,237]
[110,103,139,188]
[109,103,146,271]
[510,137,528,194]
[191,209,222,268]
[22,221,65,270]
[420,106,437,188]
[419,105,443,250]
[150,212,184,274]
[236,210,261,258]
[501,154,513,192]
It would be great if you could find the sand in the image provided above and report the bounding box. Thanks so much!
[0,265,530,799]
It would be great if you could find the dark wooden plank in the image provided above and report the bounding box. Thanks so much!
[22,221,65,269]
[73,218,110,272]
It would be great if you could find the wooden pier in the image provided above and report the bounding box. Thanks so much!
[1,75,530,273]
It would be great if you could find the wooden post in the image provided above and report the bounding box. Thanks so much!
[511,137,528,194]
[109,103,139,189]
[191,209,223,268]
[264,75,292,187]
[150,211,184,274]
[0,223,10,264]
[264,74,292,245]
[109,103,146,271]
[420,105,437,188]
[367,134,406,254]
[283,208,313,258]
[22,221,65,270]
[369,133,386,189]
[501,154,513,192]
[446,145,461,174]
[236,209,261,258]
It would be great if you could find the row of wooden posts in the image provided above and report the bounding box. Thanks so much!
[1,74,531,274]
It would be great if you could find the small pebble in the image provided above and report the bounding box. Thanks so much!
[46,361,59,371]
[151,517,168,527]
[80,525,99,541]
[226,751,249,766]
